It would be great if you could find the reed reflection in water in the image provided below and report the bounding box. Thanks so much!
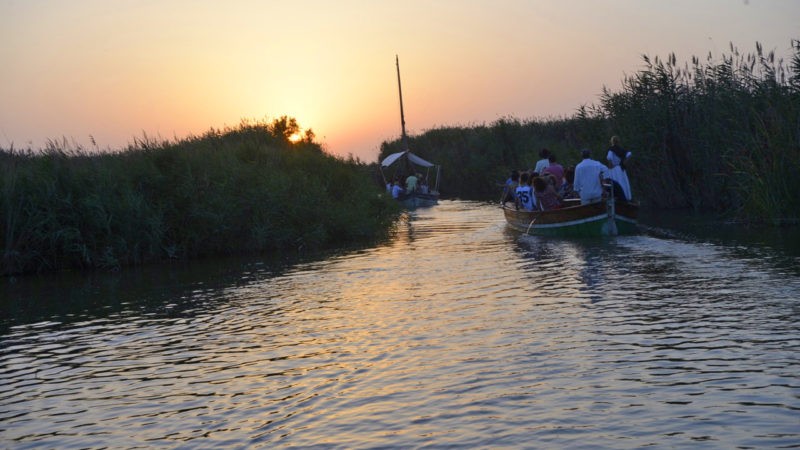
[1,200,799,448]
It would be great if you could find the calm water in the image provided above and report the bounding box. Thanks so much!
[2,201,799,449]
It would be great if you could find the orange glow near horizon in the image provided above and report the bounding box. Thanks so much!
[1,1,798,161]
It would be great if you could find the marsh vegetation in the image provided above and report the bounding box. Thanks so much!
[380,41,800,223]
[4,42,798,276]
[1,118,400,275]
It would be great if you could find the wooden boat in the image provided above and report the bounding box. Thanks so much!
[396,186,439,209]
[381,150,441,208]
[379,56,441,208]
[502,194,639,237]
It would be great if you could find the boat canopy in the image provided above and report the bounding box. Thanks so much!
[380,150,435,168]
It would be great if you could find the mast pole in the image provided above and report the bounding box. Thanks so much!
[396,55,409,152]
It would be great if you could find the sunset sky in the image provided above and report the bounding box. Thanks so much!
[1,0,798,161]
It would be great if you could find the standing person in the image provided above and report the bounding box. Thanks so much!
[573,148,609,205]
[542,153,564,186]
[606,136,632,201]
[405,172,418,193]
[534,148,551,175]
[515,172,536,211]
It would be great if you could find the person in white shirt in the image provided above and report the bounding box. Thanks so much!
[514,172,536,211]
[534,148,551,174]
[606,136,632,201]
[573,148,609,205]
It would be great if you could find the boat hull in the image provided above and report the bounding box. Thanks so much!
[503,199,639,237]
[399,192,439,209]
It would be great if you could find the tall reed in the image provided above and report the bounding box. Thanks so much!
[599,41,800,219]
[379,41,800,222]
[1,118,400,275]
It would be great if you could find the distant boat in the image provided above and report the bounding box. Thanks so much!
[502,192,639,237]
[380,56,440,208]
[381,150,440,208]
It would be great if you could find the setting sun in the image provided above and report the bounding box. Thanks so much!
[1,1,797,163]
[288,132,303,143]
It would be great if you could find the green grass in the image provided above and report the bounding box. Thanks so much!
[1,118,401,275]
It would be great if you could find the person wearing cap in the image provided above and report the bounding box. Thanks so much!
[573,148,609,205]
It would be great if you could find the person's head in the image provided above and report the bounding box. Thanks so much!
[511,170,520,182]
[520,172,531,185]
[545,174,557,186]
[548,153,558,163]
[581,148,591,159]
[610,135,620,146]
[539,148,550,159]
[532,176,547,192]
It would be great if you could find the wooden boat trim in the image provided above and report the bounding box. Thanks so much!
[524,212,607,229]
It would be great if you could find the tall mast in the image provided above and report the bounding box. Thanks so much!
[396,55,409,152]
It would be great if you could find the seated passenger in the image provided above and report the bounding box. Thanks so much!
[542,153,564,186]
[534,148,551,174]
[391,180,404,199]
[559,166,578,199]
[503,170,520,204]
[419,180,429,194]
[514,172,536,211]
[533,176,562,211]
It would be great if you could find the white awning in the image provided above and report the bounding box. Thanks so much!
[380,151,406,167]
[380,150,435,168]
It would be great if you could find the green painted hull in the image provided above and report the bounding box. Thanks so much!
[503,199,639,237]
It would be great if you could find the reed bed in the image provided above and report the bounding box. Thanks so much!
[1,118,400,275]
[599,41,800,218]
[380,41,800,222]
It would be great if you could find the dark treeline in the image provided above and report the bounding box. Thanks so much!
[1,118,400,275]
[379,41,800,222]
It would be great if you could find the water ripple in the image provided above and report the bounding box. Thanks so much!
[2,201,799,448]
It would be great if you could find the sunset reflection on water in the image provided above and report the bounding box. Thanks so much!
[2,201,799,448]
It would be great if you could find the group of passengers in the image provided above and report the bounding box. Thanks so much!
[503,136,632,212]
[387,172,430,199]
